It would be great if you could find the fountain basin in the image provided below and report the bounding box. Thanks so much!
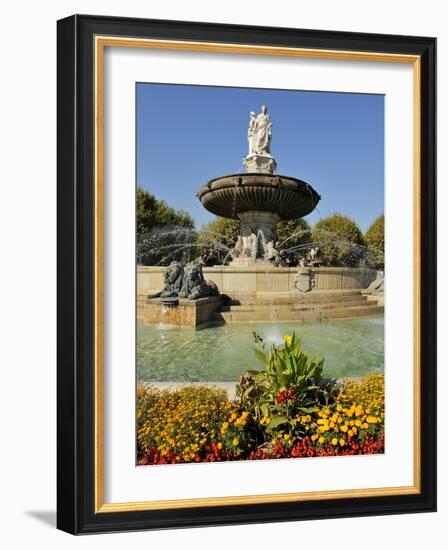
[197,173,320,219]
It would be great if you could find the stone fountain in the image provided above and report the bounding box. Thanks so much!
[196,105,321,266]
[138,106,382,327]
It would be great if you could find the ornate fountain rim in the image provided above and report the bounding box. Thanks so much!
[197,172,321,220]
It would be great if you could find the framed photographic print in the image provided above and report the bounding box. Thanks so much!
[57,14,436,534]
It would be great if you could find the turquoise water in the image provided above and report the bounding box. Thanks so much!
[137,317,384,382]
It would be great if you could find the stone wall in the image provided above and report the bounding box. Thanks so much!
[137,266,377,296]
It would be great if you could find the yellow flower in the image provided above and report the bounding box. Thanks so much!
[284,434,290,440]
[318,437,325,444]
[311,434,319,442]
[331,438,338,446]
[341,425,348,433]
[284,334,292,346]
[339,438,346,446]
[217,442,223,450]
[232,438,239,446]
[348,429,354,437]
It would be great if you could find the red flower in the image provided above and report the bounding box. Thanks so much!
[277,389,296,404]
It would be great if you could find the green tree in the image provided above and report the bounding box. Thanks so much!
[277,218,312,265]
[311,213,365,267]
[364,214,384,270]
[137,186,194,234]
[196,217,241,265]
[136,186,196,266]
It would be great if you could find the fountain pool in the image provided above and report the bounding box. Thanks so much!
[137,316,384,382]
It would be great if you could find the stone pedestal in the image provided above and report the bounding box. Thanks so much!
[243,153,276,174]
[141,296,222,328]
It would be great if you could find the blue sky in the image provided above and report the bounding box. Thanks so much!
[136,83,384,232]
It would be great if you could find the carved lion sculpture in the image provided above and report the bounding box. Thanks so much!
[179,260,220,300]
[149,261,184,299]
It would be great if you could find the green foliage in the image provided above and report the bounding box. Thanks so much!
[236,332,338,438]
[311,213,365,267]
[136,186,194,233]
[136,186,197,265]
[277,218,312,265]
[196,217,241,265]
[364,214,384,270]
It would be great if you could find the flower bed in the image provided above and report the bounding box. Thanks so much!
[137,334,384,465]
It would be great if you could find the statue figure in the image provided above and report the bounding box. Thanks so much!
[361,274,384,296]
[231,222,281,264]
[309,247,318,261]
[233,233,256,261]
[264,240,277,262]
[254,105,272,155]
[179,260,220,300]
[149,261,184,299]
[247,111,257,155]
[243,105,276,173]
[247,233,258,261]
[234,235,244,258]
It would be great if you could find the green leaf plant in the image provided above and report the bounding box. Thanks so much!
[236,332,339,441]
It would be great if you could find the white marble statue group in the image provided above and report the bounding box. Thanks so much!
[247,105,273,156]
[234,230,277,263]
